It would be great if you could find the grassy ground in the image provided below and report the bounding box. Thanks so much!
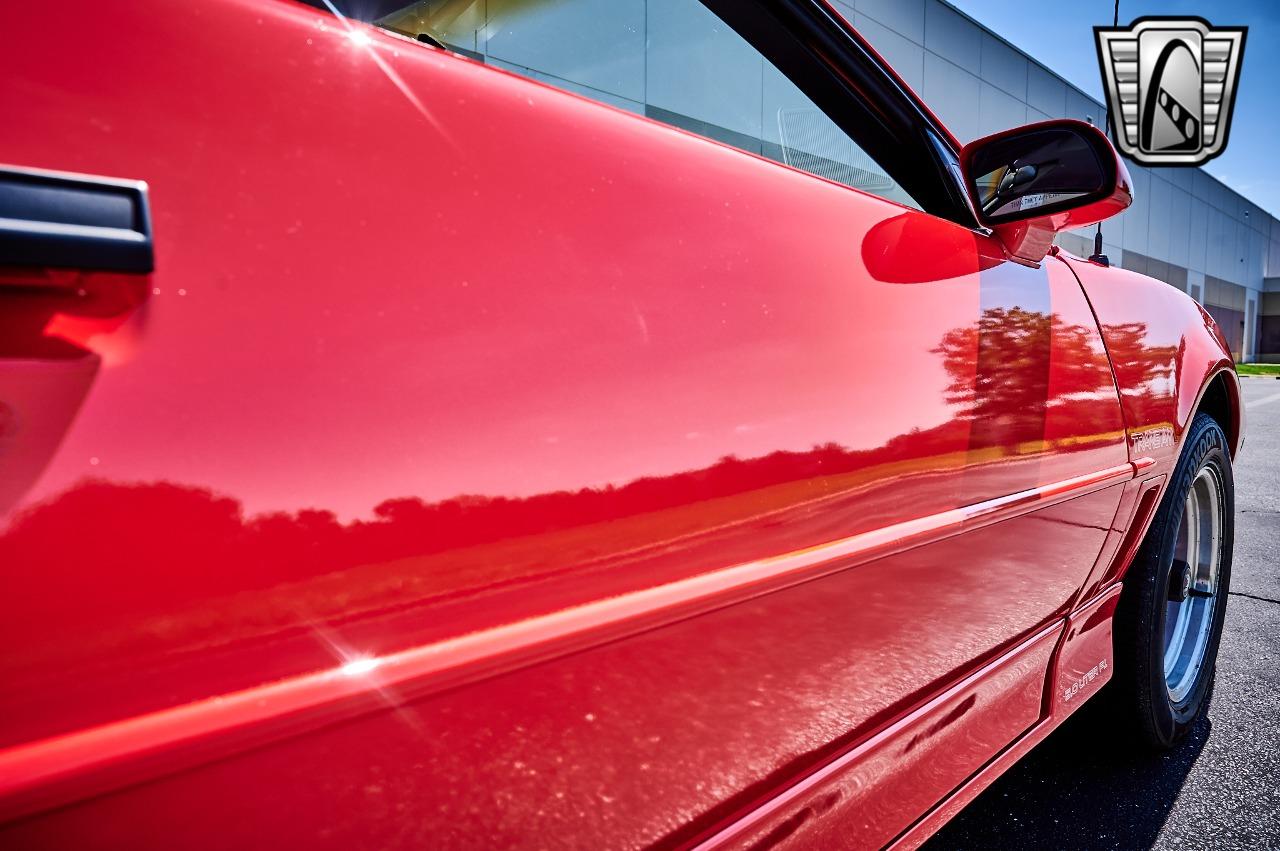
[1237,363,1280,376]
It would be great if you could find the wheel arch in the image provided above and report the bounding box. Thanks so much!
[1190,367,1243,460]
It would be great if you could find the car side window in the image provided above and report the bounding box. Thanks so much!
[355,0,922,210]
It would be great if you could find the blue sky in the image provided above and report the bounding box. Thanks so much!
[947,0,1280,218]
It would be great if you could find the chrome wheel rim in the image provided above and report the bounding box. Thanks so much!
[1163,465,1223,703]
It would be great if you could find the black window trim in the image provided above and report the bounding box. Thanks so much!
[702,0,981,229]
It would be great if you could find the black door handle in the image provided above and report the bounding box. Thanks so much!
[0,165,153,274]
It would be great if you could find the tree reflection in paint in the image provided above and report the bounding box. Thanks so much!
[0,309,1156,662]
[0,436,973,747]
[0,301,1162,750]
[934,306,1122,454]
[1101,321,1181,426]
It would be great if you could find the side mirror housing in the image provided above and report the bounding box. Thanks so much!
[961,120,1132,266]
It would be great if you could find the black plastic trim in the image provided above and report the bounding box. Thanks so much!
[699,0,980,228]
[0,166,154,273]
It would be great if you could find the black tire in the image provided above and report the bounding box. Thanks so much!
[1110,412,1234,750]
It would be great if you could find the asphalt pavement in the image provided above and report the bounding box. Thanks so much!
[926,376,1280,850]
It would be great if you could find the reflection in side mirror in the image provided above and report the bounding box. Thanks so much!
[961,120,1132,265]
[970,127,1106,222]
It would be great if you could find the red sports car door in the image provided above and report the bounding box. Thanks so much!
[0,0,1127,847]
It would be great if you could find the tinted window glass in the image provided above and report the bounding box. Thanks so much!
[303,0,921,209]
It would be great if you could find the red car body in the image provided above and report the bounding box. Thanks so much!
[0,0,1241,847]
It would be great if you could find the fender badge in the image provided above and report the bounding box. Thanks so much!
[1063,659,1109,702]
[1131,426,1174,454]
